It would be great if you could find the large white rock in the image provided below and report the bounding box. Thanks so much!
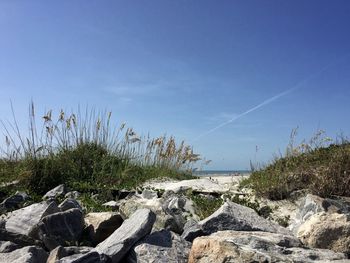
[188,230,348,263]
[42,184,67,200]
[297,212,350,254]
[96,208,156,263]
[119,193,198,234]
[4,201,60,236]
[127,230,191,263]
[182,201,291,242]
[0,246,48,263]
[85,212,123,244]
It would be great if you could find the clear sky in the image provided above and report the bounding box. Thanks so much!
[0,1,350,170]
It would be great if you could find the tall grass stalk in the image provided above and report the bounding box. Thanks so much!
[0,102,201,194]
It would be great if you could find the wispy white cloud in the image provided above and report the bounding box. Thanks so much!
[205,112,239,123]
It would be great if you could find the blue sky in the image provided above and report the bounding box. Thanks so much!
[0,1,350,170]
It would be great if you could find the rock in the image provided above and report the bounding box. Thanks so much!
[0,246,48,263]
[43,184,67,200]
[47,246,94,263]
[4,201,60,236]
[84,212,123,244]
[188,230,347,263]
[30,208,84,250]
[0,228,43,247]
[116,190,135,200]
[0,241,20,253]
[96,208,156,263]
[59,198,83,212]
[56,251,107,263]
[297,212,350,254]
[65,191,81,199]
[181,220,204,243]
[102,201,119,211]
[290,194,350,234]
[141,189,158,199]
[0,191,30,213]
[127,230,191,263]
[182,201,291,242]
[119,193,198,234]
[294,194,350,225]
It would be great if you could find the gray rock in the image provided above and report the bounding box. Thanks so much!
[183,201,291,242]
[141,189,158,200]
[0,241,20,253]
[0,246,48,263]
[43,184,67,200]
[56,251,107,263]
[0,228,43,247]
[47,246,94,263]
[127,230,191,263]
[297,212,350,254]
[291,194,350,234]
[181,220,204,243]
[5,201,60,236]
[96,208,156,263]
[119,193,198,234]
[188,230,347,263]
[30,208,84,250]
[65,191,81,199]
[85,212,123,245]
[59,198,83,212]
[102,201,119,211]
[0,191,30,213]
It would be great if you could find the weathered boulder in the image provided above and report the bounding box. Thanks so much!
[291,194,350,232]
[56,251,107,263]
[96,208,156,263]
[84,212,123,244]
[0,241,20,253]
[58,198,83,212]
[4,201,60,236]
[297,212,350,254]
[0,228,43,247]
[47,246,94,263]
[43,184,67,200]
[29,208,84,250]
[127,230,191,263]
[188,230,348,263]
[0,191,30,213]
[141,189,158,200]
[119,193,198,234]
[0,246,48,263]
[182,201,291,242]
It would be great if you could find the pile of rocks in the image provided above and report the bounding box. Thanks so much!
[0,178,349,262]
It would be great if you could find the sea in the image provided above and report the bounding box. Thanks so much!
[193,170,251,177]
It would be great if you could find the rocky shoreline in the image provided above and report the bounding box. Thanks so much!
[0,176,349,262]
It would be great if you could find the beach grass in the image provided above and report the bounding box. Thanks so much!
[0,102,200,196]
[241,129,350,200]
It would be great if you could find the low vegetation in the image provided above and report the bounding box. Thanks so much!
[241,129,350,200]
[0,103,200,197]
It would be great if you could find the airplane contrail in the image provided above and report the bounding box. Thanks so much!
[192,54,350,142]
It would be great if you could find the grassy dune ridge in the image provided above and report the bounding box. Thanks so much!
[0,103,200,195]
[241,129,350,200]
